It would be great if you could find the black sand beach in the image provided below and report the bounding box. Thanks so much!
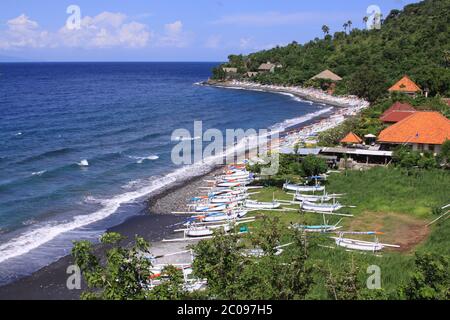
[0,167,224,300]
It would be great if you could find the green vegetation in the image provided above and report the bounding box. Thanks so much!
[72,165,449,300]
[72,232,188,300]
[246,154,328,187]
[213,0,450,101]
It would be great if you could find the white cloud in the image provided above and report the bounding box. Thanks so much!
[0,12,151,50]
[0,13,197,52]
[58,12,151,48]
[204,35,221,49]
[0,14,53,49]
[239,37,252,49]
[157,20,192,48]
[211,11,345,27]
[165,20,183,34]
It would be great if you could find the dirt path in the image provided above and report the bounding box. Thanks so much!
[347,211,430,252]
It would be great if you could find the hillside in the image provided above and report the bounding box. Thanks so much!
[212,0,450,101]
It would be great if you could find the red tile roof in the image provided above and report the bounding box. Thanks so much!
[388,75,422,93]
[340,132,363,144]
[380,102,416,123]
[378,111,450,145]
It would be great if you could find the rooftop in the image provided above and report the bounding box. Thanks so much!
[378,111,450,145]
[311,69,342,81]
[321,147,393,157]
[380,102,416,123]
[340,132,363,144]
[388,75,422,93]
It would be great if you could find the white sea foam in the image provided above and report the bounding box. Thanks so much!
[22,219,37,226]
[270,107,333,132]
[83,195,103,204]
[173,136,201,141]
[31,170,46,176]
[78,159,89,167]
[129,155,159,164]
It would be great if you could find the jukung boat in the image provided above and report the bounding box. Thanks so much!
[209,194,248,203]
[244,200,281,209]
[294,192,334,203]
[193,203,230,212]
[184,223,231,237]
[330,231,400,252]
[300,200,343,212]
[202,210,248,222]
[292,224,342,233]
[291,216,342,233]
[283,183,325,192]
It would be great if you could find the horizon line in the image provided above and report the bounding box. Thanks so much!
[0,60,225,63]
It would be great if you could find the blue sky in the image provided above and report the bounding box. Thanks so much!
[0,0,418,61]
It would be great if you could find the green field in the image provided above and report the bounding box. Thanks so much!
[244,167,449,298]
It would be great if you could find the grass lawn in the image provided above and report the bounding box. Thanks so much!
[242,166,450,298]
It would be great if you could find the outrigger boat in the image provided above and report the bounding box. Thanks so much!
[209,193,248,203]
[217,171,253,180]
[301,200,343,212]
[244,200,281,209]
[283,182,325,192]
[331,231,400,252]
[293,190,344,203]
[163,222,250,242]
[292,218,343,233]
[183,223,231,237]
[192,203,234,212]
[216,181,247,187]
[202,210,248,222]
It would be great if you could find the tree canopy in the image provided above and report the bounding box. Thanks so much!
[212,0,450,100]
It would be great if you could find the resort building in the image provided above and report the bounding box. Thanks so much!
[340,132,363,146]
[257,62,281,73]
[310,69,342,94]
[388,75,422,97]
[222,67,238,74]
[380,101,416,124]
[310,69,343,82]
[319,147,393,165]
[378,111,450,154]
[246,71,259,78]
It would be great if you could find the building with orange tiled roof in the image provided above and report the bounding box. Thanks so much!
[340,132,363,145]
[380,101,416,123]
[378,111,450,153]
[388,75,422,97]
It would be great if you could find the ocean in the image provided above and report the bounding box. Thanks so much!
[0,62,331,283]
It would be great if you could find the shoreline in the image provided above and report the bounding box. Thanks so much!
[0,167,224,300]
[0,80,369,300]
[204,79,369,110]
[204,80,369,149]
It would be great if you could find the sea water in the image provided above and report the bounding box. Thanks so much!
[0,62,331,283]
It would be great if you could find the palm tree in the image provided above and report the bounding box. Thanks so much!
[347,20,353,32]
[322,25,330,37]
[343,22,348,34]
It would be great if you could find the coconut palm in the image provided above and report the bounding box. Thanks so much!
[347,20,353,32]
[343,22,348,34]
[322,25,330,37]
